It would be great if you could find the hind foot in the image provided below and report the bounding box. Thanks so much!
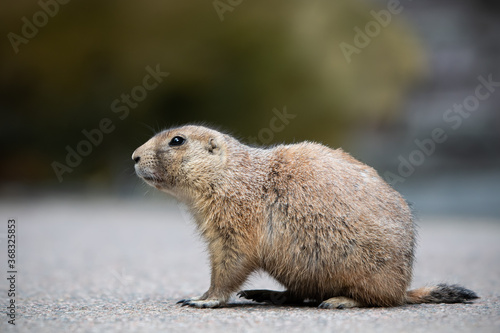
[237,289,299,305]
[319,296,360,309]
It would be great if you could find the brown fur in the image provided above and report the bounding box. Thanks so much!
[132,125,478,308]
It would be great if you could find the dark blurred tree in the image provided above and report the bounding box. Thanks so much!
[0,0,424,184]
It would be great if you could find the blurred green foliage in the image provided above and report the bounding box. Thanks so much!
[0,0,424,184]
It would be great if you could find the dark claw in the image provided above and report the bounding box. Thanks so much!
[337,304,345,309]
[177,299,190,306]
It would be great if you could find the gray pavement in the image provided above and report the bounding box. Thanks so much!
[1,197,499,332]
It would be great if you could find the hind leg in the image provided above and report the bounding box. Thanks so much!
[237,289,302,305]
[318,296,361,309]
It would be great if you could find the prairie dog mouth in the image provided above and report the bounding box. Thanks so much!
[135,168,163,183]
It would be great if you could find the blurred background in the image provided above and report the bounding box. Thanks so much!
[1,0,499,217]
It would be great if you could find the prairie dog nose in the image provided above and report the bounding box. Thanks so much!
[132,150,141,164]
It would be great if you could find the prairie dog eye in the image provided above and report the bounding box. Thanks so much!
[169,136,186,147]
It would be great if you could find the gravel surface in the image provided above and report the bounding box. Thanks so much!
[1,197,499,332]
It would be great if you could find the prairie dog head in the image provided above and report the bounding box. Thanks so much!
[132,125,227,197]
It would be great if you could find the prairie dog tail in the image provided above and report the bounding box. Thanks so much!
[406,284,478,304]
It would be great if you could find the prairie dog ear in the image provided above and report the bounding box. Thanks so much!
[207,138,218,154]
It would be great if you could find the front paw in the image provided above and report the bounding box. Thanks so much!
[177,297,222,308]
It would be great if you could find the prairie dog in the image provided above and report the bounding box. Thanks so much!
[132,125,478,308]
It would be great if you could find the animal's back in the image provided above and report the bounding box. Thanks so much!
[259,141,415,305]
